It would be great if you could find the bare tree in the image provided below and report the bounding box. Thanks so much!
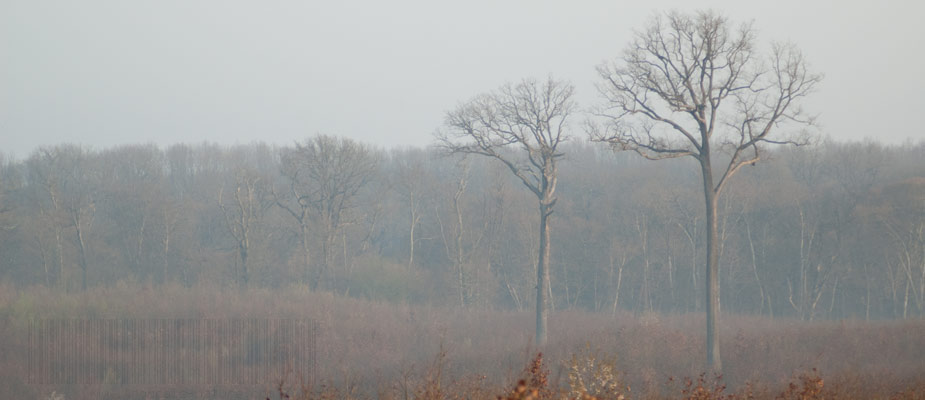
[60,148,96,292]
[26,146,98,291]
[391,148,432,271]
[278,135,378,290]
[877,178,925,318]
[0,155,17,282]
[590,10,821,370]
[26,148,71,288]
[218,168,272,288]
[96,145,167,281]
[436,77,576,345]
[433,158,488,307]
[277,149,317,286]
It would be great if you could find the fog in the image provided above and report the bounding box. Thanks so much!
[2,2,925,399]
[2,1,924,159]
[1,138,923,398]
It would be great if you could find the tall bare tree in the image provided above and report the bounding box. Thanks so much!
[437,77,575,345]
[590,10,821,370]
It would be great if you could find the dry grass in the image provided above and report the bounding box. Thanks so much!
[1,282,924,399]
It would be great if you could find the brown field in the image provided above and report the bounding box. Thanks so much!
[1,283,923,400]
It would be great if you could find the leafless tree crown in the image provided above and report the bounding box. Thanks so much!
[281,135,379,228]
[592,10,821,192]
[437,77,576,200]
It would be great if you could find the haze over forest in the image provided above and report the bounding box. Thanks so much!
[1,137,922,320]
[1,0,921,327]
[2,0,924,156]
[1,2,924,399]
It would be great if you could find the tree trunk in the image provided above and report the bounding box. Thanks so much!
[611,249,625,316]
[745,216,767,315]
[163,214,170,284]
[320,228,334,290]
[408,190,417,270]
[55,224,65,288]
[679,220,699,312]
[701,157,722,372]
[135,210,148,276]
[38,237,51,287]
[666,232,675,311]
[536,202,551,346]
[300,223,312,288]
[342,231,349,272]
[636,214,651,313]
[239,241,249,288]
[51,195,66,288]
[74,214,90,292]
[454,190,465,307]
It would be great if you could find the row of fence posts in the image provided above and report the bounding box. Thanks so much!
[28,318,317,386]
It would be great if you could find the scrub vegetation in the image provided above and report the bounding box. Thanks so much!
[1,284,924,399]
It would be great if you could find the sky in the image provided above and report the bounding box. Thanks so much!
[2,0,923,159]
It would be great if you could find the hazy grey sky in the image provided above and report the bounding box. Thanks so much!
[2,0,923,159]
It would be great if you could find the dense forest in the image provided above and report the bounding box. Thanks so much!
[0,136,922,321]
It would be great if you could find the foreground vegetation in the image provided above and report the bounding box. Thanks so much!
[1,283,923,399]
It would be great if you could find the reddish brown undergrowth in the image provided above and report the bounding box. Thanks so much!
[1,283,923,399]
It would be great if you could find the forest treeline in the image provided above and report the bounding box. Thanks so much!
[0,137,922,320]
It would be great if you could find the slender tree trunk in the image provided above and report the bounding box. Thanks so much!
[506,280,523,311]
[745,216,766,315]
[239,241,249,288]
[329,232,339,290]
[798,206,809,319]
[343,231,349,272]
[38,237,51,287]
[919,225,924,316]
[300,223,311,288]
[454,190,465,307]
[74,213,90,292]
[320,225,334,290]
[536,202,551,346]
[701,157,722,372]
[239,208,250,288]
[51,195,66,288]
[611,249,625,316]
[163,210,170,284]
[136,210,148,275]
[408,191,416,270]
[40,191,65,287]
[680,221,699,312]
[636,214,651,313]
[666,232,674,311]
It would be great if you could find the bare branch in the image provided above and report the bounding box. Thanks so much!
[437,77,575,202]
[592,10,820,197]
[589,9,821,371]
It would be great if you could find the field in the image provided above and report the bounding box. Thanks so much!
[1,283,923,399]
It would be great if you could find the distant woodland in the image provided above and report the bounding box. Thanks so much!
[0,137,922,321]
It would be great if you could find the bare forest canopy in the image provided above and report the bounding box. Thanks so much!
[0,137,922,322]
